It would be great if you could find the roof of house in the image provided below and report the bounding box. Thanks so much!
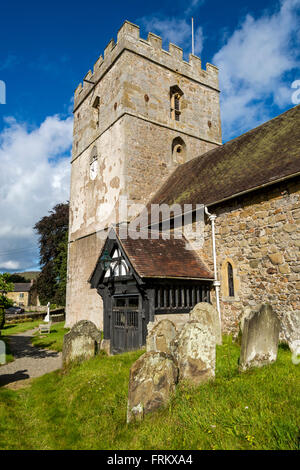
[149,105,300,208]
[13,283,32,293]
[90,229,213,286]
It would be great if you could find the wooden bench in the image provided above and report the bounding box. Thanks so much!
[38,321,52,334]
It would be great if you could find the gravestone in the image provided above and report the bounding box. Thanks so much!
[127,351,178,423]
[239,304,280,371]
[100,339,111,355]
[62,320,102,366]
[174,322,216,385]
[189,302,222,345]
[146,319,177,355]
[0,340,5,365]
[281,310,300,354]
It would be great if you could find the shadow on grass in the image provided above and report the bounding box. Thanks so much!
[0,369,30,387]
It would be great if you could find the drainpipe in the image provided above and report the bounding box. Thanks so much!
[204,206,221,332]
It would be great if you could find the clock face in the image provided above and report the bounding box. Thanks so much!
[90,159,97,180]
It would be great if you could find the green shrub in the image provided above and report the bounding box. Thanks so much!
[0,304,5,330]
[0,294,13,309]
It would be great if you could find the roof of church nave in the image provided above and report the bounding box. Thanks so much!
[150,104,300,208]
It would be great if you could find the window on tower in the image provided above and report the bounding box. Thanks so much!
[89,146,98,181]
[92,96,100,127]
[170,85,183,121]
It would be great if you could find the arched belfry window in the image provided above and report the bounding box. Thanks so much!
[89,146,98,181]
[227,262,235,297]
[172,136,186,164]
[170,85,183,121]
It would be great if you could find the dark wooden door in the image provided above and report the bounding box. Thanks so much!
[111,296,140,353]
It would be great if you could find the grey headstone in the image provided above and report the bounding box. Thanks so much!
[189,302,222,345]
[127,351,178,423]
[146,319,177,355]
[0,340,5,365]
[239,304,280,371]
[174,321,216,385]
[62,320,102,366]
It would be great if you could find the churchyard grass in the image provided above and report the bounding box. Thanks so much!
[31,321,69,352]
[1,320,41,336]
[0,336,299,450]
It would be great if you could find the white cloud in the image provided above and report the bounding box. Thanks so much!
[139,0,205,58]
[184,0,206,17]
[140,17,204,57]
[0,114,73,272]
[213,0,300,140]
[0,261,20,270]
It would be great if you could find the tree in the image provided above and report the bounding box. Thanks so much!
[7,273,28,283]
[54,231,68,306]
[0,273,14,328]
[34,203,69,306]
[0,273,14,295]
[0,305,4,330]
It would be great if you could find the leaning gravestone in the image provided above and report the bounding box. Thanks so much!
[127,351,178,423]
[62,320,102,366]
[174,322,216,386]
[189,302,222,345]
[146,319,177,355]
[239,304,280,371]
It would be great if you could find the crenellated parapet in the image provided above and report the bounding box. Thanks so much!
[73,20,219,111]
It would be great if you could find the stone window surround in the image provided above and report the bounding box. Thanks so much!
[92,95,100,128]
[220,257,240,302]
[170,85,183,121]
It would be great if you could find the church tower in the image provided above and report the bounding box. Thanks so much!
[66,20,222,329]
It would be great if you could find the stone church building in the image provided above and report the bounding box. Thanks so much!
[66,21,300,354]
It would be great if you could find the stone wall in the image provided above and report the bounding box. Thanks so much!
[66,232,105,329]
[188,177,300,342]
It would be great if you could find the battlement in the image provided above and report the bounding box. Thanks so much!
[74,20,219,111]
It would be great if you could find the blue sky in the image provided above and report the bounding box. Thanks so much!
[0,0,299,273]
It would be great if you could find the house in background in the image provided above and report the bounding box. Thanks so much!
[7,281,40,308]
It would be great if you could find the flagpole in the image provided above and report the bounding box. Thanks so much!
[192,17,194,55]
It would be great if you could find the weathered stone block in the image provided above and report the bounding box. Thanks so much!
[62,320,102,366]
[127,352,178,422]
[189,302,221,345]
[268,253,284,265]
[146,319,177,354]
[174,322,216,385]
[239,304,280,371]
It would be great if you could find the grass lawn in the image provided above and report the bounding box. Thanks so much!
[31,322,69,352]
[0,336,299,450]
[1,320,41,336]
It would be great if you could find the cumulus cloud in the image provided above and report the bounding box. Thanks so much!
[0,114,73,272]
[213,0,300,139]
